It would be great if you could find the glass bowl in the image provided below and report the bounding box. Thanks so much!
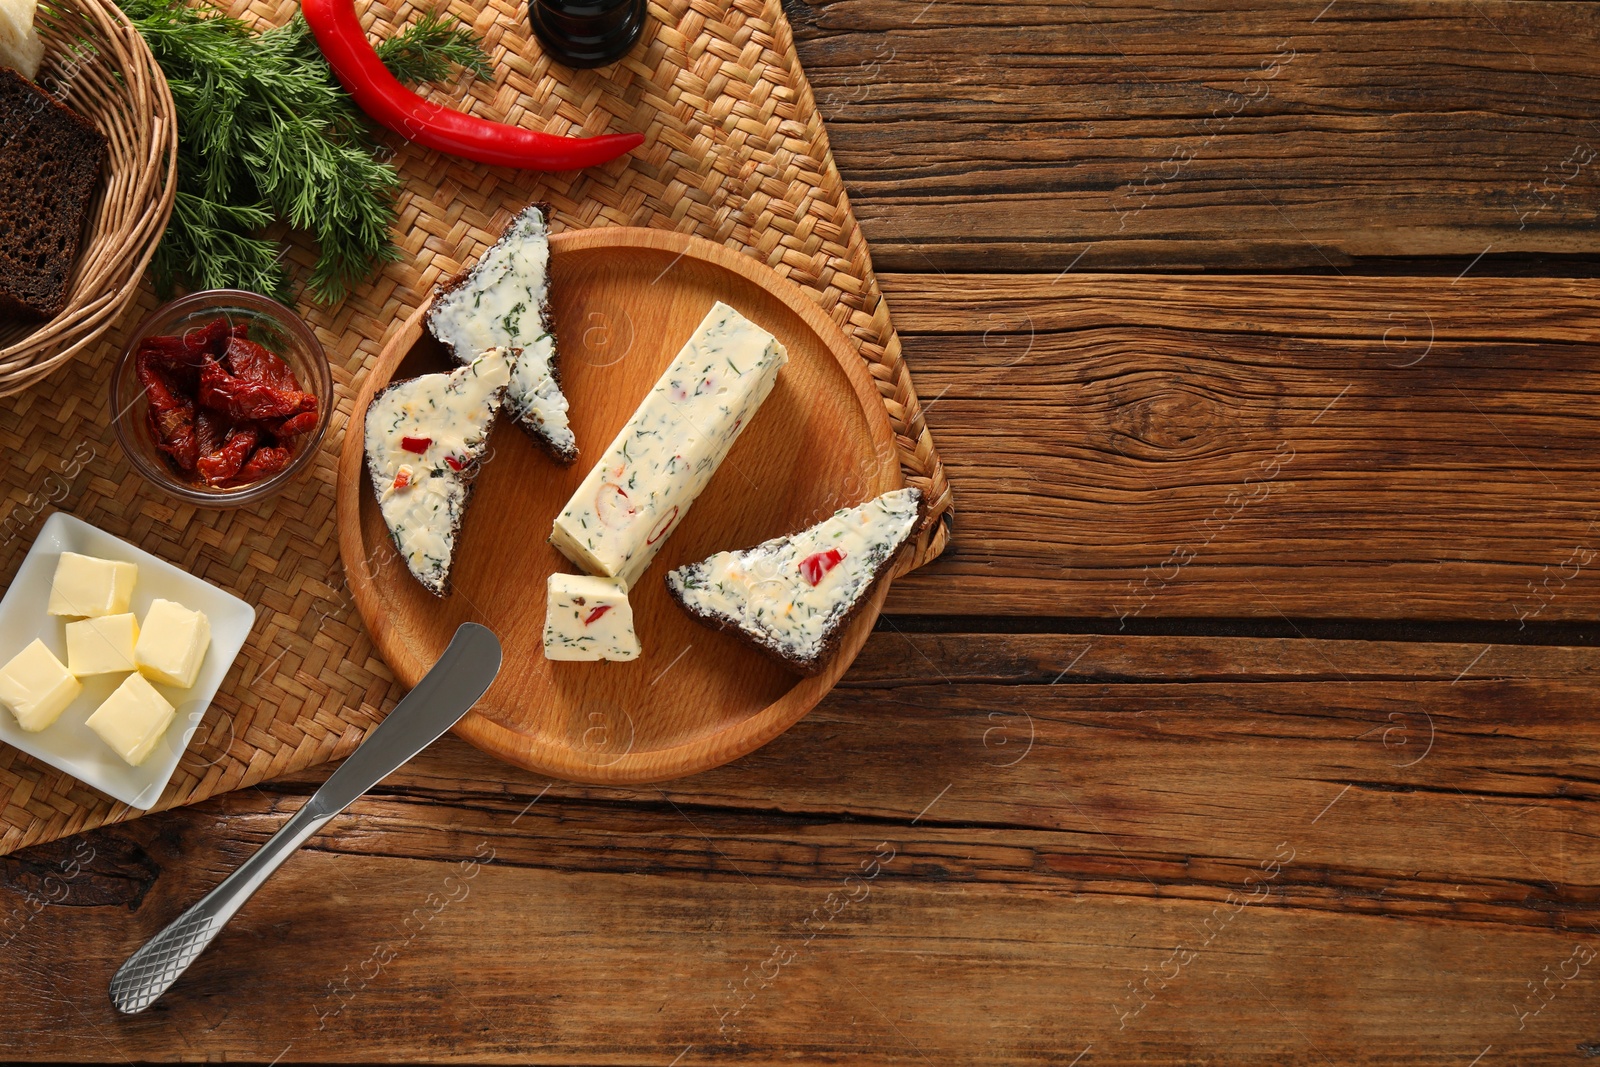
[111,290,332,508]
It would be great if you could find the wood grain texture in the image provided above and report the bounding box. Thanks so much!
[339,229,905,783]
[4,631,1598,1063]
[9,0,1600,1060]
[787,0,1600,272]
[881,272,1600,622]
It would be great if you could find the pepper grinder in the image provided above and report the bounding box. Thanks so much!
[529,0,646,68]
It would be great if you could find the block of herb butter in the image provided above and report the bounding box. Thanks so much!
[542,573,640,661]
[86,671,175,766]
[65,612,139,675]
[0,638,81,731]
[134,598,211,689]
[46,551,136,617]
[666,487,923,675]
[550,301,788,588]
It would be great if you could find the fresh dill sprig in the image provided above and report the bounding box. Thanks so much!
[121,0,490,305]
[154,192,288,298]
[376,11,493,85]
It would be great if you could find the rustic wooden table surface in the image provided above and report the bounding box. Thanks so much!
[7,0,1600,1062]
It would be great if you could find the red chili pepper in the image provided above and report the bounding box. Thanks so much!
[400,435,431,454]
[444,455,465,472]
[300,0,645,171]
[798,547,847,587]
[583,604,612,626]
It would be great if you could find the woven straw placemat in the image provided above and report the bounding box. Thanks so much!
[0,0,951,856]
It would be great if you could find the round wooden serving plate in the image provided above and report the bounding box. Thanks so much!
[337,228,905,783]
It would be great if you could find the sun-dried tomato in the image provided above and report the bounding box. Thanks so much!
[146,404,197,472]
[137,317,319,489]
[199,357,315,421]
[136,353,199,472]
[184,318,231,360]
[193,409,227,457]
[196,429,260,486]
[224,336,301,393]
[227,445,294,486]
[265,410,320,438]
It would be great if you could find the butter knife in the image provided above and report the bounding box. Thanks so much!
[109,622,502,1014]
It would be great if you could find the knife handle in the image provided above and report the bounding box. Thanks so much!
[108,800,331,1014]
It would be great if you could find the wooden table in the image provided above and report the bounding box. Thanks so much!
[7,0,1600,1061]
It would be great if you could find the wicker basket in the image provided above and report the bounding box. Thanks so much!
[0,0,176,396]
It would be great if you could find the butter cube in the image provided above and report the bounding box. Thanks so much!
[134,599,210,689]
[65,613,140,675]
[47,552,137,617]
[0,639,82,731]
[86,672,175,766]
[543,573,640,661]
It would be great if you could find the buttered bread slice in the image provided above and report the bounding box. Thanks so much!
[364,349,511,595]
[426,204,577,464]
[666,487,923,675]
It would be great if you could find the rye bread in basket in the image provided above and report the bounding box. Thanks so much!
[0,68,106,322]
[0,0,175,395]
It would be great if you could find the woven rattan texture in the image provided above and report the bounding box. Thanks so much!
[0,0,951,855]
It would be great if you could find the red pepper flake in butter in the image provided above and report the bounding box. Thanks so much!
[798,547,847,587]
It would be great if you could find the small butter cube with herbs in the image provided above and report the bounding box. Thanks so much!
[134,599,211,689]
[0,639,82,731]
[86,672,175,766]
[543,573,640,661]
[47,552,137,617]
[65,613,140,676]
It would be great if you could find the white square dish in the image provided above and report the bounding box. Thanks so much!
[0,512,255,808]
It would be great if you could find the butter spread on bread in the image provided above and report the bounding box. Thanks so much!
[425,204,576,463]
[364,349,511,595]
[666,487,922,674]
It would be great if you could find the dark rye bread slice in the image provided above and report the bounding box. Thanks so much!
[665,488,924,675]
[0,68,106,323]
[425,202,578,465]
